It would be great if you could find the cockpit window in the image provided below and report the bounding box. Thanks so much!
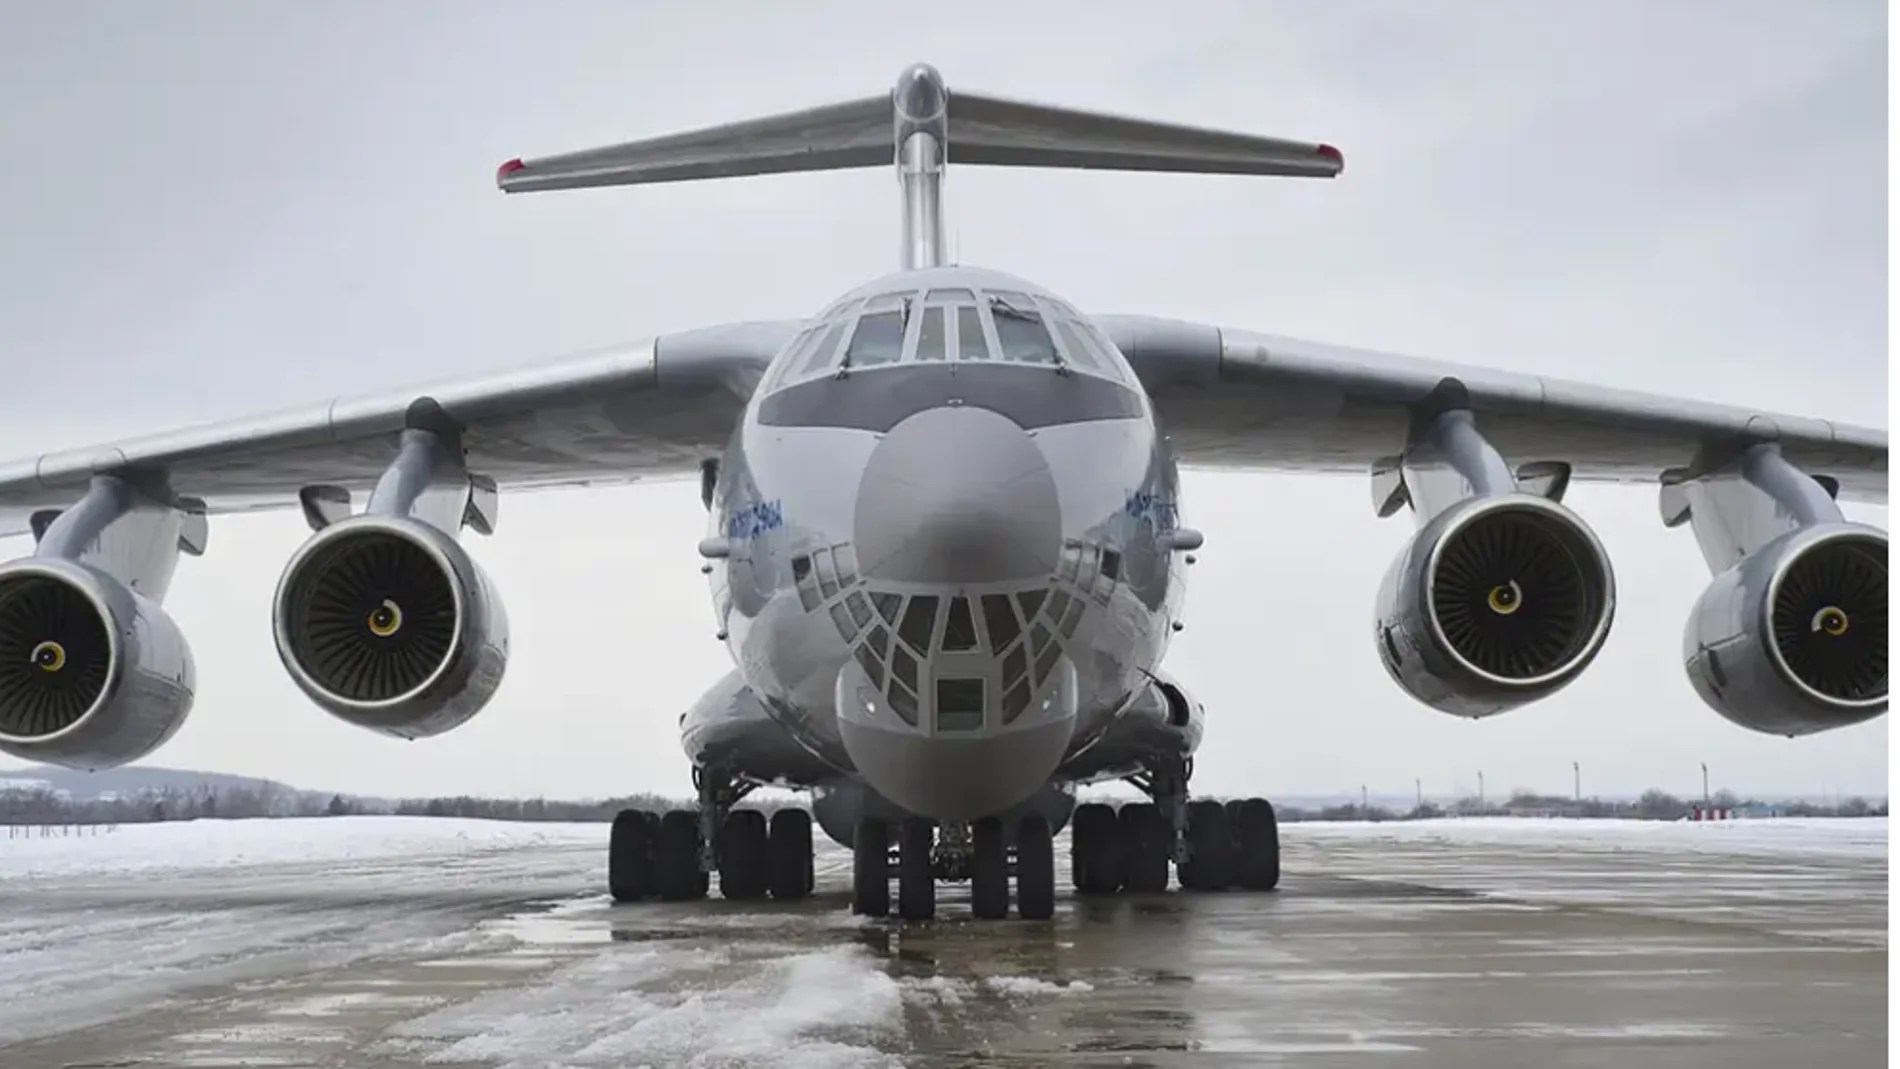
[986,291,1059,365]
[768,284,1135,391]
[1078,319,1133,382]
[955,306,989,361]
[842,293,908,368]
[1046,300,1128,380]
[794,319,849,378]
[914,289,968,363]
[1051,318,1106,372]
[915,307,949,361]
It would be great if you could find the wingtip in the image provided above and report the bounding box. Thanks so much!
[1316,143,1345,174]
[496,157,525,190]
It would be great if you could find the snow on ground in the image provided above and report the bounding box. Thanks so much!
[0,817,609,1047]
[0,816,605,880]
[1287,816,1887,859]
[380,944,908,1069]
[0,813,1884,1064]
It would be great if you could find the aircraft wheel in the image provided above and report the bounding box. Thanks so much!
[717,809,768,900]
[767,808,814,900]
[1015,816,1055,920]
[656,809,706,901]
[1118,802,1170,893]
[970,817,1009,919]
[852,820,890,916]
[897,818,935,921]
[608,808,656,902]
[1179,799,1233,891]
[1070,802,1122,894]
[1003,816,1049,919]
[1232,797,1281,891]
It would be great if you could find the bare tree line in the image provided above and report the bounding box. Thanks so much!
[0,780,1884,828]
[1279,788,1887,824]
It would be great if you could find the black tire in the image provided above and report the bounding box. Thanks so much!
[717,809,768,900]
[767,808,814,900]
[1233,797,1281,891]
[1070,802,1122,894]
[852,820,890,916]
[971,817,1009,919]
[608,808,654,902]
[1118,803,1170,893]
[1015,815,1055,920]
[656,809,706,901]
[1179,799,1233,891]
[897,818,935,921]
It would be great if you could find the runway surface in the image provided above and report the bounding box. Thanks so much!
[0,814,1884,1067]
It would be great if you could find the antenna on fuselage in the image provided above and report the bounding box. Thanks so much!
[496,63,1344,273]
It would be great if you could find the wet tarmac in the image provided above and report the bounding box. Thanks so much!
[0,817,1884,1067]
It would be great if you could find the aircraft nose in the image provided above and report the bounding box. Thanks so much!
[854,406,1061,585]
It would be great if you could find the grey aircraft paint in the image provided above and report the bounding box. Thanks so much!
[0,63,1884,861]
[701,262,1189,831]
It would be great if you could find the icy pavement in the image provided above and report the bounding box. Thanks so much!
[0,815,1884,1067]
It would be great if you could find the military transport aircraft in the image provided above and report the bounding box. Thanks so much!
[0,64,1885,921]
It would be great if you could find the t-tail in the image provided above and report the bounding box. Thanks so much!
[496,63,1344,271]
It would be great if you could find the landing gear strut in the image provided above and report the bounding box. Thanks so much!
[607,765,814,904]
[1070,758,1280,895]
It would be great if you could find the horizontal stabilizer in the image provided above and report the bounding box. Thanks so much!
[497,97,893,193]
[498,78,1342,194]
[946,93,1342,178]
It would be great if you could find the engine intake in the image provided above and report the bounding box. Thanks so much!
[1428,504,1609,682]
[0,572,113,738]
[1378,495,1615,717]
[1767,533,1886,705]
[274,516,507,738]
[0,560,195,768]
[1686,525,1886,735]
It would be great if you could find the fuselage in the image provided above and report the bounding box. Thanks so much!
[704,266,1189,819]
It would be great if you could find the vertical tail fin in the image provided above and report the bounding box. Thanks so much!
[497,63,1344,271]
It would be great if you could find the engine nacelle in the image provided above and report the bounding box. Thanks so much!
[0,558,195,769]
[273,515,508,738]
[1684,525,1887,736]
[1376,494,1616,717]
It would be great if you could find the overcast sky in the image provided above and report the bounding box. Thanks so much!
[0,1,1887,802]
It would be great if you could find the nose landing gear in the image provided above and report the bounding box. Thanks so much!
[849,814,1058,921]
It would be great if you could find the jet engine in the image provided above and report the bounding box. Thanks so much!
[1684,525,1887,736]
[1376,494,1616,717]
[0,559,195,769]
[273,515,508,738]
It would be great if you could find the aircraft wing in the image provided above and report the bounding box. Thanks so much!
[1100,315,1888,504]
[0,320,803,538]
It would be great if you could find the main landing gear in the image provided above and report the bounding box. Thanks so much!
[1072,760,1280,895]
[850,815,1058,922]
[608,766,814,903]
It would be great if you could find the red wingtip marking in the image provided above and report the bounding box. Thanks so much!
[1316,143,1344,171]
[496,158,525,187]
